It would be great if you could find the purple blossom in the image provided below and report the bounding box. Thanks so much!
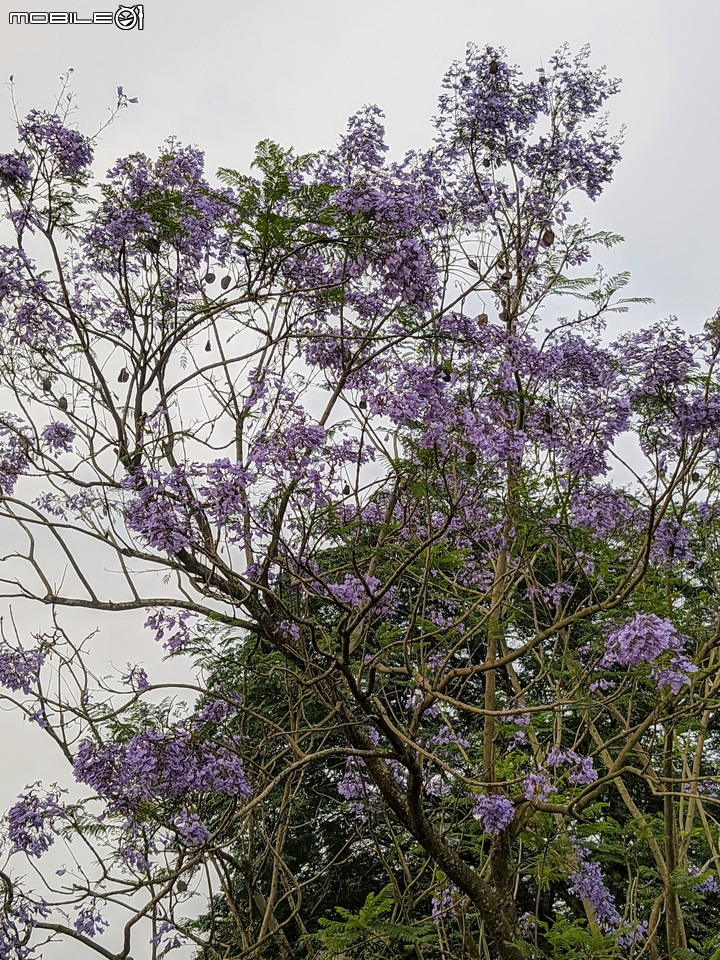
[617,920,648,947]
[144,608,199,652]
[338,757,378,816]
[72,708,251,818]
[546,748,598,785]
[649,518,693,567]
[121,665,150,692]
[0,152,31,189]
[569,847,621,931]
[173,809,210,847]
[431,884,458,923]
[690,867,720,893]
[0,643,45,694]
[18,110,93,177]
[473,794,515,835]
[0,414,31,495]
[73,900,109,938]
[6,784,67,857]
[150,920,184,952]
[598,613,696,692]
[40,421,75,454]
[523,770,553,802]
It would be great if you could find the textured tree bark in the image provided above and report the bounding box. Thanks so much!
[663,729,687,954]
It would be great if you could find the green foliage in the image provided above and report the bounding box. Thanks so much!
[309,887,436,959]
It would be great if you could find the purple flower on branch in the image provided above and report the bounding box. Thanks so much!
[40,421,75,454]
[6,783,67,858]
[473,794,515,835]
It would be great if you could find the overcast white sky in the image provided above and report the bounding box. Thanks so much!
[0,0,719,954]
[2,0,719,328]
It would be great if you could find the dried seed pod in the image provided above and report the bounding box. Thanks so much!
[204,271,216,284]
[541,228,555,247]
[465,450,477,466]
[483,157,492,167]
[204,340,212,352]
[342,483,350,495]
[499,270,513,281]
[176,880,187,893]
[691,471,701,482]
[220,275,231,290]
[499,310,509,322]
[467,258,479,272]
[539,74,548,86]
[489,60,499,75]
[144,237,160,255]
[118,368,129,383]
[359,397,367,409]
[57,396,68,411]
[42,378,52,392]
[477,313,489,326]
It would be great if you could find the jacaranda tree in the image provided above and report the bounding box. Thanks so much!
[0,45,719,960]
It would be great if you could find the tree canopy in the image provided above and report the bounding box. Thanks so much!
[1,45,719,960]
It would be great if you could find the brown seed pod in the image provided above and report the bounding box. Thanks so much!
[691,471,701,482]
[499,310,509,322]
[489,60,499,75]
[499,270,513,281]
[42,378,52,392]
[57,396,68,411]
[467,258,479,272]
[359,397,367,409]
[204,272,216,284]
[541,228,555,247]
[483,158,492,167]
[342,483,350,495]
[539,75,548,86]
[465,450,477,466]
[118,368,129,383]
[477,313,489,326]
[220,275,231,290]
[204,340,212,352]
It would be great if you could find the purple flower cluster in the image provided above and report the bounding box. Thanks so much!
[150,920,184,952]
[72,707,251,823]
[73,900,109,938]
[18,110,93,178]
[0,414,31,495]
[144,608,199,652]
[473,794,515,835]
[690,866,720,893]
[0,643,45,695]
[85,138,232,279]
[173,808,211,847]
[0,893,50,960]
[598,613,697,694]
[5,783,67,858]
[40,421,76,455]
[431,884,458,923]
[524,770,552,802]
[546,747,598,785]
[122,465,201,555]
[121,664,150,692]
[338,757,379,816]
[0,152,32,189]
[569,847,621,931]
